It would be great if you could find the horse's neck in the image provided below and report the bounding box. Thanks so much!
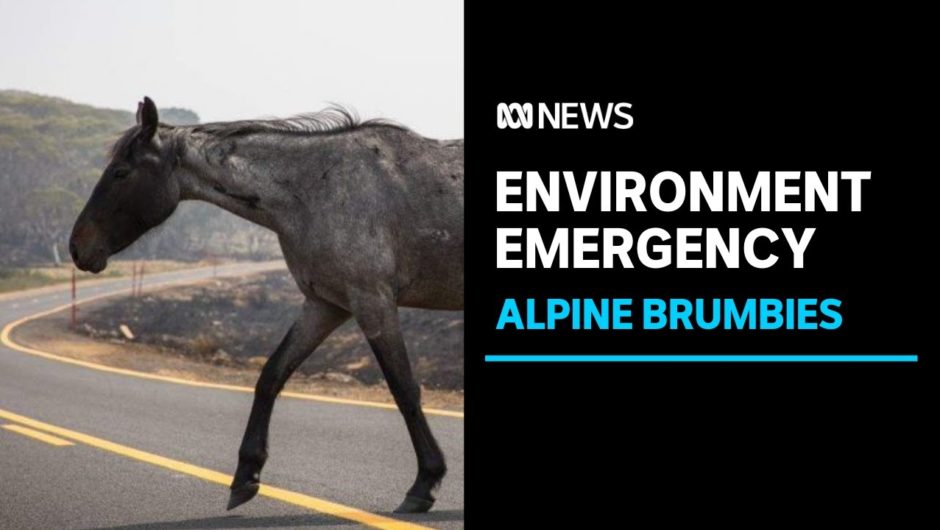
[172,132,303,232]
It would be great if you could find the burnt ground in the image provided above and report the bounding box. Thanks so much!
[12,270,464,409]
[69,271,464,390]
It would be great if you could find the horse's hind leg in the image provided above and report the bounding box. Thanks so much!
[228,297,349,510]
[351,290,447,514]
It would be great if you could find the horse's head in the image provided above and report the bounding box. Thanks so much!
[70,97,180,273]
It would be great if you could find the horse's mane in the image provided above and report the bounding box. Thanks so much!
[190,106,405,139]
[109,106,405,159]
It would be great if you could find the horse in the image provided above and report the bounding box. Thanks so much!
[69,97,463,514]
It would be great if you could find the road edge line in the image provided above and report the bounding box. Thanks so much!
[0,268,464,419]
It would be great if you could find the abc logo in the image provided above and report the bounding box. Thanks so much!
[496,102,633,130]
[496,103,534,129]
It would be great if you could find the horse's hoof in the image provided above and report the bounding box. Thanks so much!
[227,482,260,511]
[393,495,435,514]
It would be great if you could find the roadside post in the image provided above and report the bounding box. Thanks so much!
[70,268,77,329]
[131,262,138,296]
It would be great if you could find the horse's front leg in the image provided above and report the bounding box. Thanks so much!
[228,297,349,510]
[351,288,447,514]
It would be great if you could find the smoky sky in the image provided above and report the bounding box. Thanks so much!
[0,0,463,138]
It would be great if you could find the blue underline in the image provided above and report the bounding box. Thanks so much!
[485,355,918,363]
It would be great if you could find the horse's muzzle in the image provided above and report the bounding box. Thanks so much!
[69,233,108,273]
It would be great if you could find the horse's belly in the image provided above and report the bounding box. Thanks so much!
[398,231,464,310]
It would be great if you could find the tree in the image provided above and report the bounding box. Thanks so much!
[24,186,83,266]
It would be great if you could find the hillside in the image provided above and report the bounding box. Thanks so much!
[0,90,278,266]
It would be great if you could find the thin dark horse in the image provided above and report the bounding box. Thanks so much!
[70,97,463,513]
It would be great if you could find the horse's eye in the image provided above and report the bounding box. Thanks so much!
[113,168,130,180]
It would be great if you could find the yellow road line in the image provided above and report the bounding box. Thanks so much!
[2,423,74,446]
[0,407,433,530]
[0,274,463,420]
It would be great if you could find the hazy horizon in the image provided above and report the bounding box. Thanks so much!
[0,0,463,138]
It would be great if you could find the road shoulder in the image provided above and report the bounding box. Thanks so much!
[11,303,464,412]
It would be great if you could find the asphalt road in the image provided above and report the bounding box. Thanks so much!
[0,263,464,530]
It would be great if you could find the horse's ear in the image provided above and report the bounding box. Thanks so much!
[139,96,159,142]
